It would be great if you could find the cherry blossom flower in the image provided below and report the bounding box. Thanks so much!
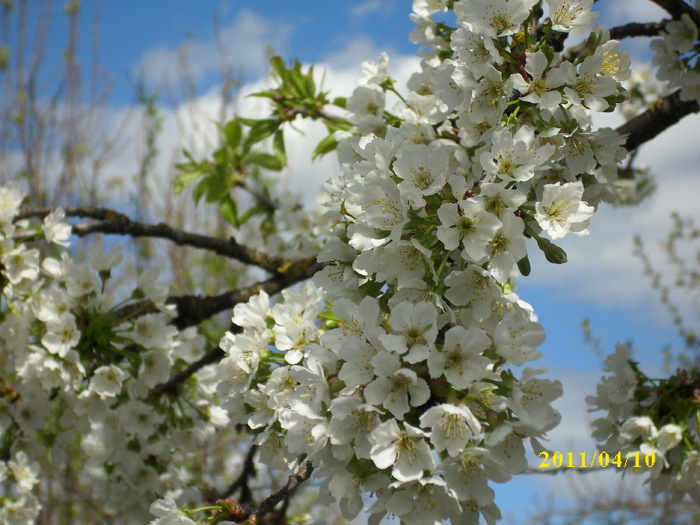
[427,326,491,388]
[380,301,439,362]
[0,183,23,226]
[535,181,595,239]
[364,351,431,419]
[420,403,482,455]
[436,198,502,262]
[493,311,545,366]
[370,419,435,482]
[459,0,530,38]
[480,126,555,183]
[42,209,72,246]
[394,143,449,207]
[521,50,573,109]
[90,365,126,397]
[546,0,599,35]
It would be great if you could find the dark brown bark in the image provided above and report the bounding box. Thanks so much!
[617,90,700,153]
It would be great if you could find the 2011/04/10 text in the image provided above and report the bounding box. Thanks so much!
[537,451,656,469]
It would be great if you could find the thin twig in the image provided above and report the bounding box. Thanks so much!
[561,21,665,63]
[153,348,225,395]
[253,460,314,520]
[218,445,258,503]
[217,461,314,523]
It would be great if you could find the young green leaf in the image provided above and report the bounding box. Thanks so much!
[218,193,239,227]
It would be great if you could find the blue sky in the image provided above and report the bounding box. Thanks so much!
[7,0,700,523]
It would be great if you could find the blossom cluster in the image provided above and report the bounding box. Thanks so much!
[651,12,700,105]
[588,343,700,505]
[0,0,695,523]
[0,184,233,521]
[208,1,643,523]
[0,451,42,523]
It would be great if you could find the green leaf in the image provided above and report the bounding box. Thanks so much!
[193,177,210,204]
[541,43,555,65]
[239,205,270,225]
[332,96,347,109]
[218,193,239,227]
[245,119,281,146]
[203,175,228,203]
[270,56,288,83]
[325,118,353,132]
[248,90,278,99]
[313,133,339,159]
[303,65,316,98]
[289,67,310,98]
[273,129,286,165]
[244,151,283,171]
[223,118,242,148]
[173,169,203,195]
[517,255,531,276]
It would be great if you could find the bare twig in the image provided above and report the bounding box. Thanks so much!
[218,445,258,503]
[110,256,321,331]
[254,460,314,520]
[153,347,225,395]
[217,460,314,524]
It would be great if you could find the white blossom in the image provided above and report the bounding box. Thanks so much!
[535,181,595,239]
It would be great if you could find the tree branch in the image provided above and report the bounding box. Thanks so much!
[253,460,314,521]
[17,205,293,274]
[153,347,225,396]
[609,20,666,39]
[616,89,700,153]
[561,21,665,63]
[649,0,700,26]
[218,445,258,503]
[217,460,314,524]
[168,256,322,329]
[17,206,323,394]
[152,261,322,395]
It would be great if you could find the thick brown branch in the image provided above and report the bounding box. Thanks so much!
[609,20,666,40]
[16,205,291,274]
[152,261,322,395]
[649,0,700,26]
[167,257,322,329]
[617,90,700,153]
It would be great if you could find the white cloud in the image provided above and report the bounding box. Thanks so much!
[349,0,384,18]
[349,0,399,19]
[135,10,291,87]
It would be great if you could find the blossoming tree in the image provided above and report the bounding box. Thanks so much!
[1,1,699,524]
